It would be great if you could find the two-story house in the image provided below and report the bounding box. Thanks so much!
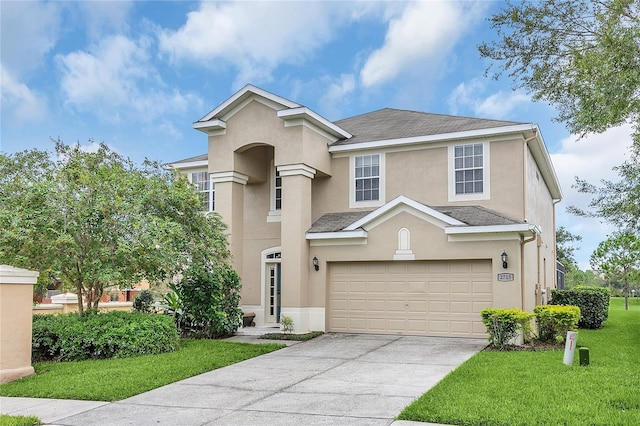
[170,84,562,337]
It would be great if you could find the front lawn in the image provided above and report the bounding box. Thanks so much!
[399,297,640,426]
[0,339,283,402]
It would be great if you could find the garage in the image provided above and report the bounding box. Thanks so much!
[328,260,493,337]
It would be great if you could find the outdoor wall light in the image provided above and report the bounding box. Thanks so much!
[501,251,508,269]
[312,256,319,271]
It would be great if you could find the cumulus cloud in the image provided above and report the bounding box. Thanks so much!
[56,35,201,123]
[0,0,62,75]
[448,78,530,119]
[551,125,634,269]
[157,1,381,87]
[76,0,134,40]
[0,65,48,122]
[360,1,487,87]
[318,74,356,118]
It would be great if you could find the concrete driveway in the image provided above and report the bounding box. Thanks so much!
[2,333,486,425]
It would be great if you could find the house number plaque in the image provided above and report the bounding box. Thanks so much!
[497,273,514,282]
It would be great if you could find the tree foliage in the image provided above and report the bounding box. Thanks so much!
[556,226,582,268]
[479,0,640,142]
[590,232,640,309]
[0,140,230,313]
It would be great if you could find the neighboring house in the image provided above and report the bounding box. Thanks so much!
[169,84,562,338]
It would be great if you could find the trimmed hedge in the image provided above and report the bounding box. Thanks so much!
[550,286,610,329]
[480,308,534,350]
[32,311,179,361]
[534,305,580,342]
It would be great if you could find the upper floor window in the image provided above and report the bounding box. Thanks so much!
[191,171,214,212]
[448,142,490,201]
[454,143,483,195]
[355,154,380,202]
[274,169,282,210]
[350,153,385,208]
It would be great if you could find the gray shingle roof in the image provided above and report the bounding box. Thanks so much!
[332,108,524,146]
[307,211,372,233]
[307,205,523,233]
[170,153,208,164]
[430,206,522,227]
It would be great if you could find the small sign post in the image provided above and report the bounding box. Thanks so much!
[563,331,578,365]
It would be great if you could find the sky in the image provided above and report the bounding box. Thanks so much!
[0,0,633,270]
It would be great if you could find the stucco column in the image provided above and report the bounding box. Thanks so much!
[278,164,316,332]
[0,265,39,383]
[211,172,249,276]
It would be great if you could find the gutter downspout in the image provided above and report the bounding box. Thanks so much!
[521,231,538,311]
[552,198,562,289]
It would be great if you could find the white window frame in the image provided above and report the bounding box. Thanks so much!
[189,170,215,212]
[349,153,385,208]
[448,142,490,202]
[267,161,282,222]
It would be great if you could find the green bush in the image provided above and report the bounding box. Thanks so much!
[175,265,242,338]
[534,305,580,342]
[480,308,534,350]
[32,311,178,361]
[550,286,610,328]
[132,289,155,313]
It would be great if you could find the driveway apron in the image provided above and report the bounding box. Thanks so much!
[19,334,487,426]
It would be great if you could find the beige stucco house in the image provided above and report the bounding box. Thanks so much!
[170,84,562,338]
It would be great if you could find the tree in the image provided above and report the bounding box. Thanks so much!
[568,152,640,231]
[479,0,640,143]
[0,140,230,314]
[556,226,582,268]
[590,232,640,310]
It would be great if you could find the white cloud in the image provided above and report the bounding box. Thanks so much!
[56,35,201,124]
[448,78,530,119]
[76,1,134,40]
[0,0,62,76]
[360,1,487,87]
[319,74,356,118]
[0,65,48,122]
[157,1,381,87]
[551,125,634,269]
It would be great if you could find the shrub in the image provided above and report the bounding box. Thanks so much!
[280,315,294,335]
[550,286,610,328]
[32,311,179,361]
[175,265,242,338]
[480,308,534,350]
[132,289,155,313]
[533,305,580,342]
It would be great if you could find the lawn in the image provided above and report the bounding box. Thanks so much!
[399,297,640,426]
[0,339,283,402]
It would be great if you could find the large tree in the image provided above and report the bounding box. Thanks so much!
[590,232,640,310]
[479,0,640,142]
[0,141,230,313]
[556,226,583,268]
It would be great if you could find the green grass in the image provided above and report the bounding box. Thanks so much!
[399,297,640,426]
[259,331,324,341]
[0,339,283,402]
[0,414,41,426]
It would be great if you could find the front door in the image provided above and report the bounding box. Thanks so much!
[266,262,281,324]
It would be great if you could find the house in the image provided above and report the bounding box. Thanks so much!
[169,84,562,337]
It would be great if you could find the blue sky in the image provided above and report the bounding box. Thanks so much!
[0,0,633,270]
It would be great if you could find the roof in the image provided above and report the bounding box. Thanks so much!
[170,153,208,164]
[307,204,523,233]
[332,108,524,146]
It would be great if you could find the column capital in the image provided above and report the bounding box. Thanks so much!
[211,171,249,185]
[277,164,316,179]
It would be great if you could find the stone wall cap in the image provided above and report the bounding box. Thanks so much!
[0,265,40,284]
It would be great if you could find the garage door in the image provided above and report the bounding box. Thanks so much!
[329,260,492,337]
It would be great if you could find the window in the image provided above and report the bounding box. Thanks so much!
[454,143,483,195]
[274,168,282,210]
[355,154,380,202]
[191,171,214,211]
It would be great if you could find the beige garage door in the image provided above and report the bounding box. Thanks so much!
[329,260,493,337]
